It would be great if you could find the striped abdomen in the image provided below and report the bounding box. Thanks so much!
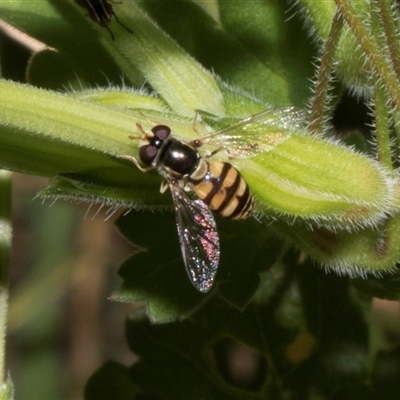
[192,161,254,219]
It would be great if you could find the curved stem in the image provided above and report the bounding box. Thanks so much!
[308,10,344,135]
[370,0,393,169]
[377,0,400,81]
[334,0,400,112]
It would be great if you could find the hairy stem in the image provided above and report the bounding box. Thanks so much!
[376,0,400,80]
[370,0,393,169]
[308,10,344,135]
[334,0,400,112]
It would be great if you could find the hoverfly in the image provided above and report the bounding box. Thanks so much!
[75,0,132,40]
[121,108,304,292]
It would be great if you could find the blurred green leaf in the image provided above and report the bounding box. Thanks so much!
[85,361,138,400]
[0,170,12,393]
[352,271,400,300]
[125,308,264,400]
[371,346,400,399]
[0,378,14,400]
[0,0,142,88]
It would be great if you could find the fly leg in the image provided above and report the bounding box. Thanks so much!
[116,122,153,172]
[117,154,152,173]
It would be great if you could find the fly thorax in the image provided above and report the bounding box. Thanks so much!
[159,139,200,177]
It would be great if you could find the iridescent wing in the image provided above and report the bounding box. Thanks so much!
[196,106,307,159]
[169,180,219,293]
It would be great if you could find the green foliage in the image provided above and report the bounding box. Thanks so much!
[2,0,400,399]
[115,212,283,321]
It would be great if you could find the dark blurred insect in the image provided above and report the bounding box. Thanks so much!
[74,0,132,40]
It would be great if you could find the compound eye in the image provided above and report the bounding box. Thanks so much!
[139,144,158,165]
[152,125,171,140]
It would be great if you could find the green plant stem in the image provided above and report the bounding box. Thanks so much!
[374,83,393,171]
[334,0,400,112]
[0,170,11,390]
[370,0,393,169]
[308,10,344,135]
[376,0,400,80]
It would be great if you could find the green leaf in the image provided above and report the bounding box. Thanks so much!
[0,0,142,88]
[276,216,400,276]
[114,210,285,322]
[1,77,398,253]
[115,210,207,323]
[0,80,193,207]
[85,361,138,400]
[125,308,263,400]
[215,217,285,309]
[352,271,400,300]
[121,260,372,399]
[0,1,225,116]
[371,347,400,399]
[138,0,314,107]
[0,80,139,175]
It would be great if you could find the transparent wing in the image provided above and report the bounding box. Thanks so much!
[197,106,307,159]
[169,180,219,293]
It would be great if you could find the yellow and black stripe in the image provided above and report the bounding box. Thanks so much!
[193,161,254,219]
